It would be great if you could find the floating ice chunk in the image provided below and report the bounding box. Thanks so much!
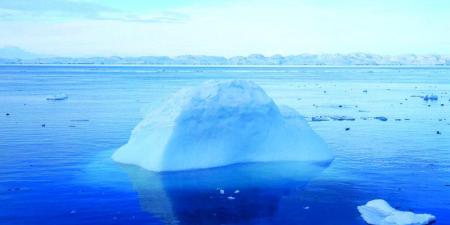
[311,116,330,122]
[375,116,388,122]
[423,95,438,101]
[46,94,68,101]
[357,199,435,225]
[112,80,333,172]
[329,116,355,121]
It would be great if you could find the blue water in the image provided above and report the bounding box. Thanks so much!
[1,65,449,225]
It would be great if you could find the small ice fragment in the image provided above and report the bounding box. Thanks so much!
[374,116,388,122]
[304,206,310,210]
[219,189,225,195]
[227,196,235,200]
[423,95,438,101]
[46,94,68,101]
[357,199,435,225]
[70,119,89,122]
[312,116,330,122]
[234,190,240,194]
[329,116,355,121]
[70,210,77,214]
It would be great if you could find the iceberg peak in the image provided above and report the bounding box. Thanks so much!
[113,80,333,171]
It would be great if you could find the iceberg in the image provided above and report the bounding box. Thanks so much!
[357,199,436,225]
[112,80,333,172]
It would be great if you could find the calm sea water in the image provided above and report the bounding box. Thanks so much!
[1,65,449,225]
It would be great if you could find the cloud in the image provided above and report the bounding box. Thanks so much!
[0,0,189,23]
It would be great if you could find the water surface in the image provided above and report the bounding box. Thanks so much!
[1,65,449,224]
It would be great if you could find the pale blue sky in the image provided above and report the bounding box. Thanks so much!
[0,0,449,56]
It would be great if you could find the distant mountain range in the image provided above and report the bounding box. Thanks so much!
[0,46,46,59]
[0,47,449,65]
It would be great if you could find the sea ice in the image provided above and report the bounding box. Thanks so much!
[329,116,356,121]
[112,80,333,171]
[357,199,435,225]
[311,116,330,122]
[46,94,68,101]
[422,95,438,101]
[375,116,388,122]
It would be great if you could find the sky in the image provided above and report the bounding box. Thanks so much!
[0,0,449,57]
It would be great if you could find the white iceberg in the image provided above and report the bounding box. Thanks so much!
[112,80,333,172]
[357,199,436,225]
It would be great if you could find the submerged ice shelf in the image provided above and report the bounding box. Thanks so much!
[113,80,334,172]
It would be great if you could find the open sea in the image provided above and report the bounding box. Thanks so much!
[1,65,449,225]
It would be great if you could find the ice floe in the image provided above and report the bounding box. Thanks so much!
[311,116,330,122]
[46,94,68,101]
[357,199,435,225]
[423,95,438,101]
[374,116,388,122]
[329,116,356,121]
